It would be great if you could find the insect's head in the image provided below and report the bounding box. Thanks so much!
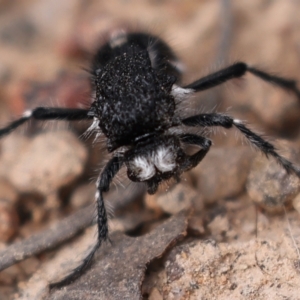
[125,135,184,193]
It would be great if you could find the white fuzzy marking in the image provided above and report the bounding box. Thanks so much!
[94,132,102,140]
[171,85,193,102]
[153,146,176,172]
[132,157,155,180]
[82,117,102,141]
[86,118,99,133]
[23,110,32,118]
[233,119,242,124]
[110,30,128,48]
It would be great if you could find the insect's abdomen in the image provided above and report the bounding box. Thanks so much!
[91,35,178,151]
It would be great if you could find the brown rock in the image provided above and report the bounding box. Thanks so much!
[0,180,18,242]
[144,236,300,300]
[191,147,255,204]
[48,211,189,300]
[292,193,300,214]
[0,131,87,197]
[145,173,202,215]
[247,140,300,213]
[70,183,95,209]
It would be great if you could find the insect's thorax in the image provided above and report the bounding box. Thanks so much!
[91,44,177,151]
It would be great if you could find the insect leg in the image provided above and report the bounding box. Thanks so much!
[50,156,124,288]
[183,62,300,98]
[0,107,92,138]
[182,113,300,176]
[179,134,212,171]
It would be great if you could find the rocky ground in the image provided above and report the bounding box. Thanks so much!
[0,1,300,299]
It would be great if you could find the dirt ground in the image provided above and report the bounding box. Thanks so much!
[0,1,300,299]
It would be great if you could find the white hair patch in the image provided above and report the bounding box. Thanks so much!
[23,110,33,118]
[110,30,128,48]
[153,146,176,172]
[233,119,242,124]
[86,117,99,133]
[171,85,193,102]
[131,156,155,180]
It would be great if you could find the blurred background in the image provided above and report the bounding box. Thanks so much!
[0,1,300,299]
[0,0,300,133]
